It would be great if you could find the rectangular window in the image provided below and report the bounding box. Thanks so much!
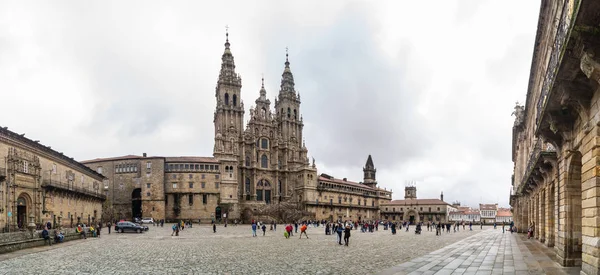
[215,174,220,179]
[146,183,151,188]
[168,164,173,171]
[200,165,204,170]
[202,194,207,204]
[189,182,193,188]
[185,164,189,170]
[201,174,205,179]
[372,201,375,207]
[146,162,151,169]
[189,194,193,205]
[201,182,206,188]
[172,183,177,189]
[189,174,193,179]
[215,165,219,170]
[257,190,263,201]
[215,182,219,189]
[364,200,366,206]
[146,192,151,197]
[195,164,199,170]
[261,138,268,149]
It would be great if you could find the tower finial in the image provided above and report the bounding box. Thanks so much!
[261,74,265,88]
[224,25,230,48]
[285,47,289,66]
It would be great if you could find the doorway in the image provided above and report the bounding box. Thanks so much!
[215,206,222,221]
[17,205,26,229]
[409,215,415,224]
[132,188,142,219]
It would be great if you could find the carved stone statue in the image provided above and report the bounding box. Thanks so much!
[215,131,224,152]
[312,157,315,167]
[512,102,525,126]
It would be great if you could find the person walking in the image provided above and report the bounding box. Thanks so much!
[262,224,267,236]
[343,225,351,246]
[171,224,178,236]
[502,222,505,233]
[107,221,112,234]
[336,224,343,244]
[213,223,216,233]
[299,223,309,239]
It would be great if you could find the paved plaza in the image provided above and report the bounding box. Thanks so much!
[0,225,580,274]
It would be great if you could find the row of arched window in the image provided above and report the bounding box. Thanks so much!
[224,93,238,106]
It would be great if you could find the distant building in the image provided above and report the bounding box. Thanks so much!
[448,206,481,223]
[495,208,512,224]
[380,187,453,223]
[479,203,498,224]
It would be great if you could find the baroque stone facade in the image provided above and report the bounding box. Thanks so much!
[0,127,105,232]
[510,1,600,274]
[380,186,452,223]
[83,32,392,223]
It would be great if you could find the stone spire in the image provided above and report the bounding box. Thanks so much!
[363,154,377,187]
[279,47,295,94]
[259,76,267,99]
[218,29,241,87]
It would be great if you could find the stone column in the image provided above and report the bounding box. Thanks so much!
[581,132,600,275]
[555,154,568,264]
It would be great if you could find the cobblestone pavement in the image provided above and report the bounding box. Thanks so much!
[378,230,581,275]
[0,224,479,274]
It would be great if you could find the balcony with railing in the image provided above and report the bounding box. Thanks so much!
[516,139,557,196]
[42,179,106,200]
[534,1,599,145]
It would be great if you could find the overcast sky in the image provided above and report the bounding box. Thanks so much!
[0,1,540,208]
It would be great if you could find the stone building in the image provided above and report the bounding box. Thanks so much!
[306,155,392,221]
[380,185,453,223]
[82,32,393,223]
[509,1,600,273]
[479,203,498,224]
[449,206,481,223]
[0,127,105,232]
[495,208,512,224]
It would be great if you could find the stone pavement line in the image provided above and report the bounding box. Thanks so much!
[377,230,580,275]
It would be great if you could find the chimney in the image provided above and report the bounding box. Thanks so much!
[343,178,347,181]
[440,191,444,202]
[143,153,147,158]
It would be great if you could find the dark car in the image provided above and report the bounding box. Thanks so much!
[114,221,148,233]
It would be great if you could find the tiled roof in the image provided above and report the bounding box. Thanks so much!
[0,126,104,179]
[81,155,143,163]
[479,204,498,210]
[496,210,512,217]
[165,157,219,163]
[318,176,372,190]
[81,155,219,164]
[382,199,449,206]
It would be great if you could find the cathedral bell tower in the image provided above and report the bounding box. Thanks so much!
[363,154,377,188]
[214,30,244,159]
[274,49,308,169]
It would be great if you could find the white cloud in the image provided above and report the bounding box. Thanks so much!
[0,0,540,208]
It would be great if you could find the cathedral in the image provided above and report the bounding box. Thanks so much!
[81,32,392,222]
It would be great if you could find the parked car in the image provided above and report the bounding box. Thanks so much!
[140,217,154,224]
[114,221,148,233]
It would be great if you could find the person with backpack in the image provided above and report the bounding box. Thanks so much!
[171,224,178,236]
[261,224,267,236]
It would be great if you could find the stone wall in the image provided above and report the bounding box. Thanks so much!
[0,228,84,254]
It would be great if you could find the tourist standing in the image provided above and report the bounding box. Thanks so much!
[252,222,257,237]
[107,221,112,234]
[336,224,343,244]
[502,222,505,233]
[262,224,267,236]
[343,225,351,246]
[213,223,216,233]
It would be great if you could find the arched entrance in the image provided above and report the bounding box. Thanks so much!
[256,179,272,204]
[564,152,582,266]
[405,210,419,224]
[132,188,142,219]
[215,206,222,221]
[16,196,28,229]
